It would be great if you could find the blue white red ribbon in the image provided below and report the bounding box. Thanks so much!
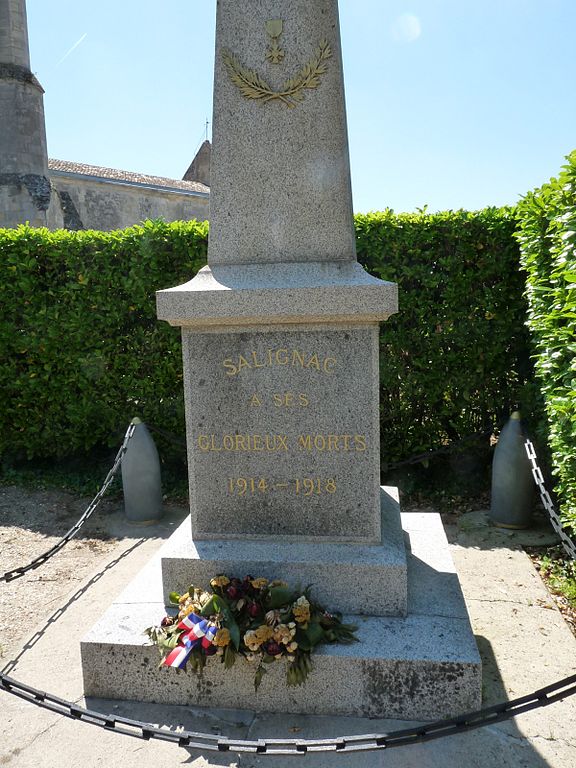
[163,612,218,669]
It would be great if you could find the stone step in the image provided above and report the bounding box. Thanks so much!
[160,488,407,617]
[80,511,481,720]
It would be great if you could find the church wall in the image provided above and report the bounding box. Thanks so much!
[50,174,209,230]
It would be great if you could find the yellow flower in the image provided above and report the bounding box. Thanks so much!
[250,577,269,590]
[274,624,295,645]
[213,628,231,647]
[270,579,288,588]
[210,575,230,588]
[178,603,197,620]
[292,596,311,624]
[244,630,261,651]
[254,624,274,644]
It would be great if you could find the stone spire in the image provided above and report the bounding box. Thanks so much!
[183,140,211,187]
[0,0,60,227]
[0,0,30,68]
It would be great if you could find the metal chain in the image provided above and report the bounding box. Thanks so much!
[0,423,136,583]
[1,672,575,755]
[525,439,576,561]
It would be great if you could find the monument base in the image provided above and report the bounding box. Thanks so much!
[81,492,481,720]
[161,488,407,617]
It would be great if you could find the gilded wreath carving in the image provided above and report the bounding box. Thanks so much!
[222,40,332,108]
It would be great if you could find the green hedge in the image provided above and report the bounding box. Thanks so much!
[0,212,536,471]
[0,220,207,460]
[516,151,576,534]
[356,208,537,465]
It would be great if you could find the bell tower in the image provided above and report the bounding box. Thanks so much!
[0,0,60,227]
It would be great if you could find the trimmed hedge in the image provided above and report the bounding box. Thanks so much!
[0,220,207,460]
[356,208,537,464]
[516,151,576,534]
[0,212,536,471]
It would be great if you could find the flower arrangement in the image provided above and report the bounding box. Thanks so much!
[145,575,358,689]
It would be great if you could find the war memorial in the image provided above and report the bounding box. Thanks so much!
[81,0,481,718]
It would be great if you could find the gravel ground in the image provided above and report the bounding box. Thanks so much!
[0,486,124,660]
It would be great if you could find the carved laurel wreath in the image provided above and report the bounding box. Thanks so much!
[222,40,332,108]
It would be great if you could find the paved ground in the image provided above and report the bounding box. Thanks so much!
[1,493,575,767]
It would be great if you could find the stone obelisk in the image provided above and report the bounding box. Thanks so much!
[157,0,397,547]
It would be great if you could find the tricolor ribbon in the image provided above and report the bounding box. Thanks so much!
[163,612,218,669]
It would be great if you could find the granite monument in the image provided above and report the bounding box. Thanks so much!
[82,0,481,719]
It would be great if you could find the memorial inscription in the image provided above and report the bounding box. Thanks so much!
[183,325,381,543]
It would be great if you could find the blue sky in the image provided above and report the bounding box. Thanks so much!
[26,0,576,213]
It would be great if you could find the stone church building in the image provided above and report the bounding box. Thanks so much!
[0,0,210,230]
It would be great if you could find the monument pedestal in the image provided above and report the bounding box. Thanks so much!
[81,491,481,720]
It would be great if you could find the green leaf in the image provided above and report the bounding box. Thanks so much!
[200,595,219,617]
[169,591,181,605]
[223,645,236,669]
[304,622,325,647]
[266,586,293,608]
[226,618,241,650]
[254,665,266,691]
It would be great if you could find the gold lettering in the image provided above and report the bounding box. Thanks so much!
[198,433,292,452]
[342,434,352,451]
[273,393,283,407]
[237,354,251,372]
[298,434,312,451]
[323,357,336,373]
[355,435,367,451]
[306,353,320,370]
[314,434,326,451]
[327,434,339,451]
[235,434,247,451]
[250,394,262,407]
[299,393,310,406]
[291,349,305,368]
[251,351,266,368]
[223,359,237,376]
[222,350,337,376]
